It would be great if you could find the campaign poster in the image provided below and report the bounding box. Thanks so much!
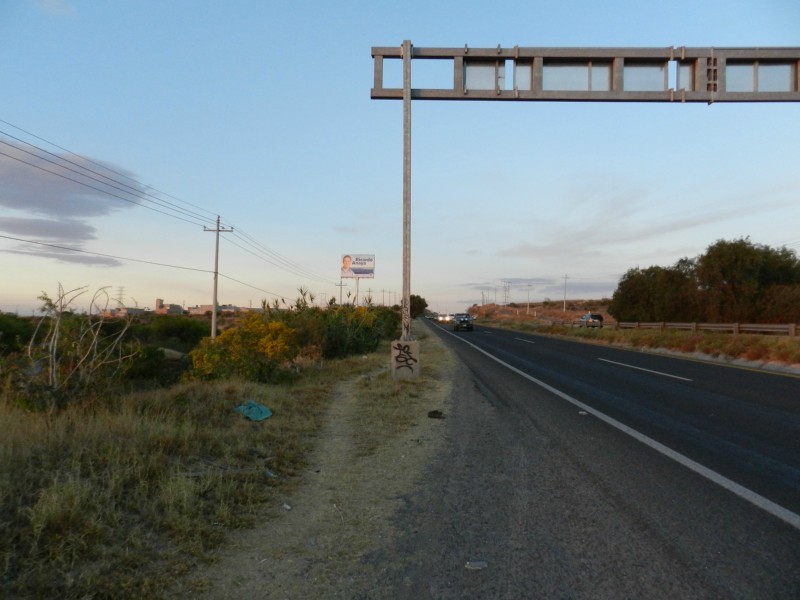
[340,254,375,279]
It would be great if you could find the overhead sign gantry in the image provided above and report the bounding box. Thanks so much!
[372,45,800,103]
[374,43,800,379]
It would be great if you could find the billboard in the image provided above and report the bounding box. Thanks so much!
[340,254,375,279]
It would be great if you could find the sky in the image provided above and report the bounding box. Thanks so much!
[1,0,799,316]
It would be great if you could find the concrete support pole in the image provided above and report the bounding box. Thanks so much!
[401,39,412,341]
[392,40,420,380]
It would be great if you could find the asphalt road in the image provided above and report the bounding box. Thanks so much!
[370,320,800,599]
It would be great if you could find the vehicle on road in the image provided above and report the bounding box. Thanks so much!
[453,313,473,331]
[578,313,604,328]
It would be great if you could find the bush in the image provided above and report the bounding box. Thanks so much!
[12,287,139,409]
[126,346,191,387]
[0,314,35,355]
[131,315,209,353]
[189,314,298,382]
[259,304,400,361]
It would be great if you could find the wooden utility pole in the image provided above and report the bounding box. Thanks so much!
[335,280,347,304]
[204,216,233,339]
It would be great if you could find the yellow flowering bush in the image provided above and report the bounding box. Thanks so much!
[189,314,298,382]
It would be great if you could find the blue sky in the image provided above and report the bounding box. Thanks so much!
[1,0,798,315]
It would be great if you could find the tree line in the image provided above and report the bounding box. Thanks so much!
[608,238,800,324]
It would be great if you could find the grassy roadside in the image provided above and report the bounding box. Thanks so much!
[1,322,447,599]
[480,318,800,370]
[188,321,455,597]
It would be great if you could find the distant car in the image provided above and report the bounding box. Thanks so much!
[453,313,473,331]
[578,313,604,328]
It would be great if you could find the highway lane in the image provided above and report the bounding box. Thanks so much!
[428,319,800,523]
[372,320,800,597]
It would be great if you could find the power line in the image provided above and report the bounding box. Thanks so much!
[0,119,218,222]
[0,234,210,272]
[0,148,211,227]
[0,120,336,287]
[0,234,288,298]
[0,135,216,226]
[223,232,333,284]
[0,136,215,226]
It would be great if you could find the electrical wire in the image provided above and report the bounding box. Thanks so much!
[223,231,334,284]
[0,119,218,223]
[0,234,288,298]
[0,120,338,288]
[0,135,215,226]
[0,148,211,228]
[0,234,210,272]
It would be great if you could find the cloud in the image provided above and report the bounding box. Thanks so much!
[4,244,121,267]
[0,217,96,240]
[0,143,143,218]
[32,0,75,16]
[497,191,794,264]
[0,141,143,265]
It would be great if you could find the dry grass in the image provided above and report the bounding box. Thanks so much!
[0,350,393,598]
[186,320,455,598]
[349,326,448,458]
[1,320,452,599]
[477,302,800,369]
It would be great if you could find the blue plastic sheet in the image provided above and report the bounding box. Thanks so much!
[233,400,272,421]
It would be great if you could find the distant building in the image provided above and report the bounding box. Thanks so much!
[187,304,215,316]
[116,306,147,317]
[155,298,184,315]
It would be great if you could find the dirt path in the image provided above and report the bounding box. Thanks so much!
[192,346,456,598]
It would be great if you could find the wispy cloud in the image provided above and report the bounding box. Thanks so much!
[3,244,120,267]
[32,0,75,16]
[497,184,796,264]
[0,217,95,240]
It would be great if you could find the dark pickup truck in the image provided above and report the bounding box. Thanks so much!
[453,313,474,331]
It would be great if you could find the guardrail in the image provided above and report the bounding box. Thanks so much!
[562,320,798,337]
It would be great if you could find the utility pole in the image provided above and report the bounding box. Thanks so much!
[525,284,532,315]
[204,216,233,339]
[335,280,347,304]
[563,274,570,313]
[401,39,412,341]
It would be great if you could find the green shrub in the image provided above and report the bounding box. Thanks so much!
[131,316,209,353]
[0,314,35,355]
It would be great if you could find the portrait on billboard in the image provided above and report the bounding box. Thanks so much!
[340,254,375,279]
[341,254,356,277]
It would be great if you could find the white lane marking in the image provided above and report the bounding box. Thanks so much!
[514,338,535,344]
[448,331,800,531]
[598,358,693,381]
